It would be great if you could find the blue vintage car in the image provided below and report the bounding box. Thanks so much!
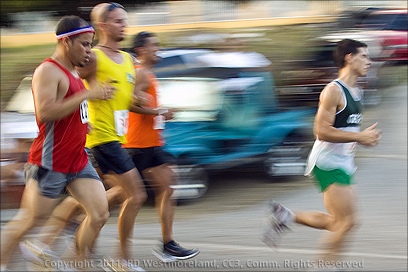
[153,50,315,200]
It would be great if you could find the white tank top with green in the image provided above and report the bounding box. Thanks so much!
[85,49,136,148]
[305,79,363,176]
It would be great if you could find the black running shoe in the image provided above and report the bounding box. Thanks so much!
[162,240,200,260]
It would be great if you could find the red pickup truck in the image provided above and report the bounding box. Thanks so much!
[360,9,408,63]
[276,8,406,109]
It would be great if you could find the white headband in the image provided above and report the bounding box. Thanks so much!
[56,26,95,40]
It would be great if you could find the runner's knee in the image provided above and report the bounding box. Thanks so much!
[153,181,174,197]
[166,185,174,197]
[127,191,148,208]
[89,209,109,229]
[333,216,356,234]
[343,217,356,232]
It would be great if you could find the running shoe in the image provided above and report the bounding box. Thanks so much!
[261,200,294,248]
[102,257,146,272]
[19,239,60,266]
[152,240,200,262]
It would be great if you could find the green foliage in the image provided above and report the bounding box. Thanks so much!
[1,0,62,13]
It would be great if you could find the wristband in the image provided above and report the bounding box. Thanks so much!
[157,108,168,115]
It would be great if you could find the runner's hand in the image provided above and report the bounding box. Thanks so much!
[88,83,116,100]
[359,122,382,147]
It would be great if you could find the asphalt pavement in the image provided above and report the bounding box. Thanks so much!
[1,81,407,271]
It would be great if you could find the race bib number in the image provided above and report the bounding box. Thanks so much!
[114,110,129,136]
[80,100,89,124]
[153,114,165,130]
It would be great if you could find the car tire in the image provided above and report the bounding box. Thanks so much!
[263,134,313,178]
[172,161,209,201]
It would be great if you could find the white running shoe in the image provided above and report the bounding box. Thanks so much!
[103,257,146,272]
[261,200,294,248]
[19,239,59,266]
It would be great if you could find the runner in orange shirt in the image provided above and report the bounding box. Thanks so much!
[124,31,200,261]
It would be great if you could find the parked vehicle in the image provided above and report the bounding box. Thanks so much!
[1,50,315,204]
[276,40,384,108]
[322,7,407,64]
[154,50,315,199]
[1,76,36,209]
[277,8,407,109]
[359,8,408,63]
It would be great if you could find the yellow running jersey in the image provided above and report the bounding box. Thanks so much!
[85,49,136,148]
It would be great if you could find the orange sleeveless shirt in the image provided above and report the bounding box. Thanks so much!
[124,67,164,148]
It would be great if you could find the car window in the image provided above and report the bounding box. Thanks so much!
[157,77,222,121]
[362,13,408,31]
[311,44,336,67]
[388,14,408,30]
[154,56,185,69]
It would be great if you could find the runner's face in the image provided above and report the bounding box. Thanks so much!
[144,36,161,65]
[68,33,93,67]
[104,8,128,42]
[350,47,371,77]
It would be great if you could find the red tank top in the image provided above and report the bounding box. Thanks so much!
[28,58,89,173]
[124,67,163,148]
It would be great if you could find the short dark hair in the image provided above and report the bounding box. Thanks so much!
[132,31,155,49]
[55,15,91,41]
[333,38,367,69]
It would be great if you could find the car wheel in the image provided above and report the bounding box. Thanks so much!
[264,135,313,178]
[171,163,209,201]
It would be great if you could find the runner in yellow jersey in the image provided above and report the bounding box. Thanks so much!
[78,3,147,271]
[85,48,135,147]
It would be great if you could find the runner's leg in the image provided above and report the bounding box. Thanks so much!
[106,170,147,260]
[318,184,357,261]
[0,178,58,266]
[143,164,176,243]
[39,196,83,246]
[67,177,109,259]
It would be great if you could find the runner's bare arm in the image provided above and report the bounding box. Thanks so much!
[314,83,381,146]
[130,67,156,115]
[33,62,88,123]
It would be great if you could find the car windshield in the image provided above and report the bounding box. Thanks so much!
[157,75,270,122]
[5,77,34,113]
[157,77,223,122]
[362,13,408,31]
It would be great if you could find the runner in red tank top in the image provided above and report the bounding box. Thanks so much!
[0,16,114,270]
[28,58,90,173]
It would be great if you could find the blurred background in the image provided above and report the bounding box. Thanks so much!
[1,0,407,106]
[1,0,407,204]
[1,1,407,271]
[1,0,407,203]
